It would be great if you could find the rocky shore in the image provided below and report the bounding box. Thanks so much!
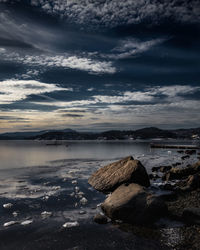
[88,151,200,249]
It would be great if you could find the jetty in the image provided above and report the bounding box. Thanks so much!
[150,144,200,149]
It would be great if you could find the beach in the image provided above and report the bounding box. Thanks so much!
[0,140,199,250]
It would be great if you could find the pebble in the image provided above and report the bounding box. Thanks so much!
[41,211,52,218]
[21,220,33,226]
[3,203,13,209]
[79,210,86,215]
[52,186,61,190]
[63,221,79,228]
[12,211,18,217]
[75,186,80,192]
[4,221,18,227]
[72,180,77,185]
[70,192,75,197]
[42,195,49,201]
[80,197,88,205]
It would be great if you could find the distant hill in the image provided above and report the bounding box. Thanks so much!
[0,128,75,140]
[1,127,200,140]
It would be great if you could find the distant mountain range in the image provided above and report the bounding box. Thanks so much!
[0,127,200,140]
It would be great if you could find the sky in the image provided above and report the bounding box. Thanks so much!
[0,0,200,132]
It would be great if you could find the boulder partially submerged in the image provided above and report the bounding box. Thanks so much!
[101,183,168,225]
[88,156,150,193]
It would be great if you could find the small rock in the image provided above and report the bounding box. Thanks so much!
[72,180,77,185]
[80,197,88,205]
[42,195,49,201]
[93,213,108,224]
[63,221,79,228]
[172,162,181,167]
[149,174,159,180]
[181,155,190,160]
[79,210,86,215]
[186,174,200,190]
[75,186,80,192]
[21,220,33,226]
[152,166,161,172]
[4,221,18,227]
[12,211,18,217]
[41,211,52,218]
[185,150,196,155]
[52,186,61,190]
[3,203,13,209]
[70,192,75,197]
[160,166,172,173]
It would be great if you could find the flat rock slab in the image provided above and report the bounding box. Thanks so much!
[88,156,150,193]
[101,183,168,225]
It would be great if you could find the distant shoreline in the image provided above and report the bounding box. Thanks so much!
[0,126,200,141]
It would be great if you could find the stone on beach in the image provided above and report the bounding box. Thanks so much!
[79,210,86,215]
[93,213,108,224]
[21,220,33,226]
[101,183,168,225]
[41,211,52,218]
[3,203,13,209]
[12,211,18,217]
[88,156,150,193]
[63,221,79,228]
[80,197,88,205]
[3,221,18,227]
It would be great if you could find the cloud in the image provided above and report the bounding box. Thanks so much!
[153,85,200,97]
[31,85,200,109]
[94,91,154,103]
[0,80,71,104]
[61,114,84,118]
[27,0,200,29]
[0,116,29,121]
[2,51,116,74]
[108,38,166,59]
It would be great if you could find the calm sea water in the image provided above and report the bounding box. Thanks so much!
[0,140,152,169]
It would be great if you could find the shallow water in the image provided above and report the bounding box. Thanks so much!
[0,140,199,250]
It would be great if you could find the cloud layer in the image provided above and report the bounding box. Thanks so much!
[30,0,200,29]
[0,80,70,104]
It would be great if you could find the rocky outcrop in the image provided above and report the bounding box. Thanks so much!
[101,183,168,225]
[182,207,200,225]
[88,156,150,193]
[162,161,200,181]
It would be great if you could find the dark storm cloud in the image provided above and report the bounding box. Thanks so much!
[0,0,199,132]
[28,0,200,28]
[61,114,84,118]
[0,116,28,121]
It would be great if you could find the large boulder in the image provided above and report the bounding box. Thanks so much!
[88,156,150,193]
[101,183,168,225]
